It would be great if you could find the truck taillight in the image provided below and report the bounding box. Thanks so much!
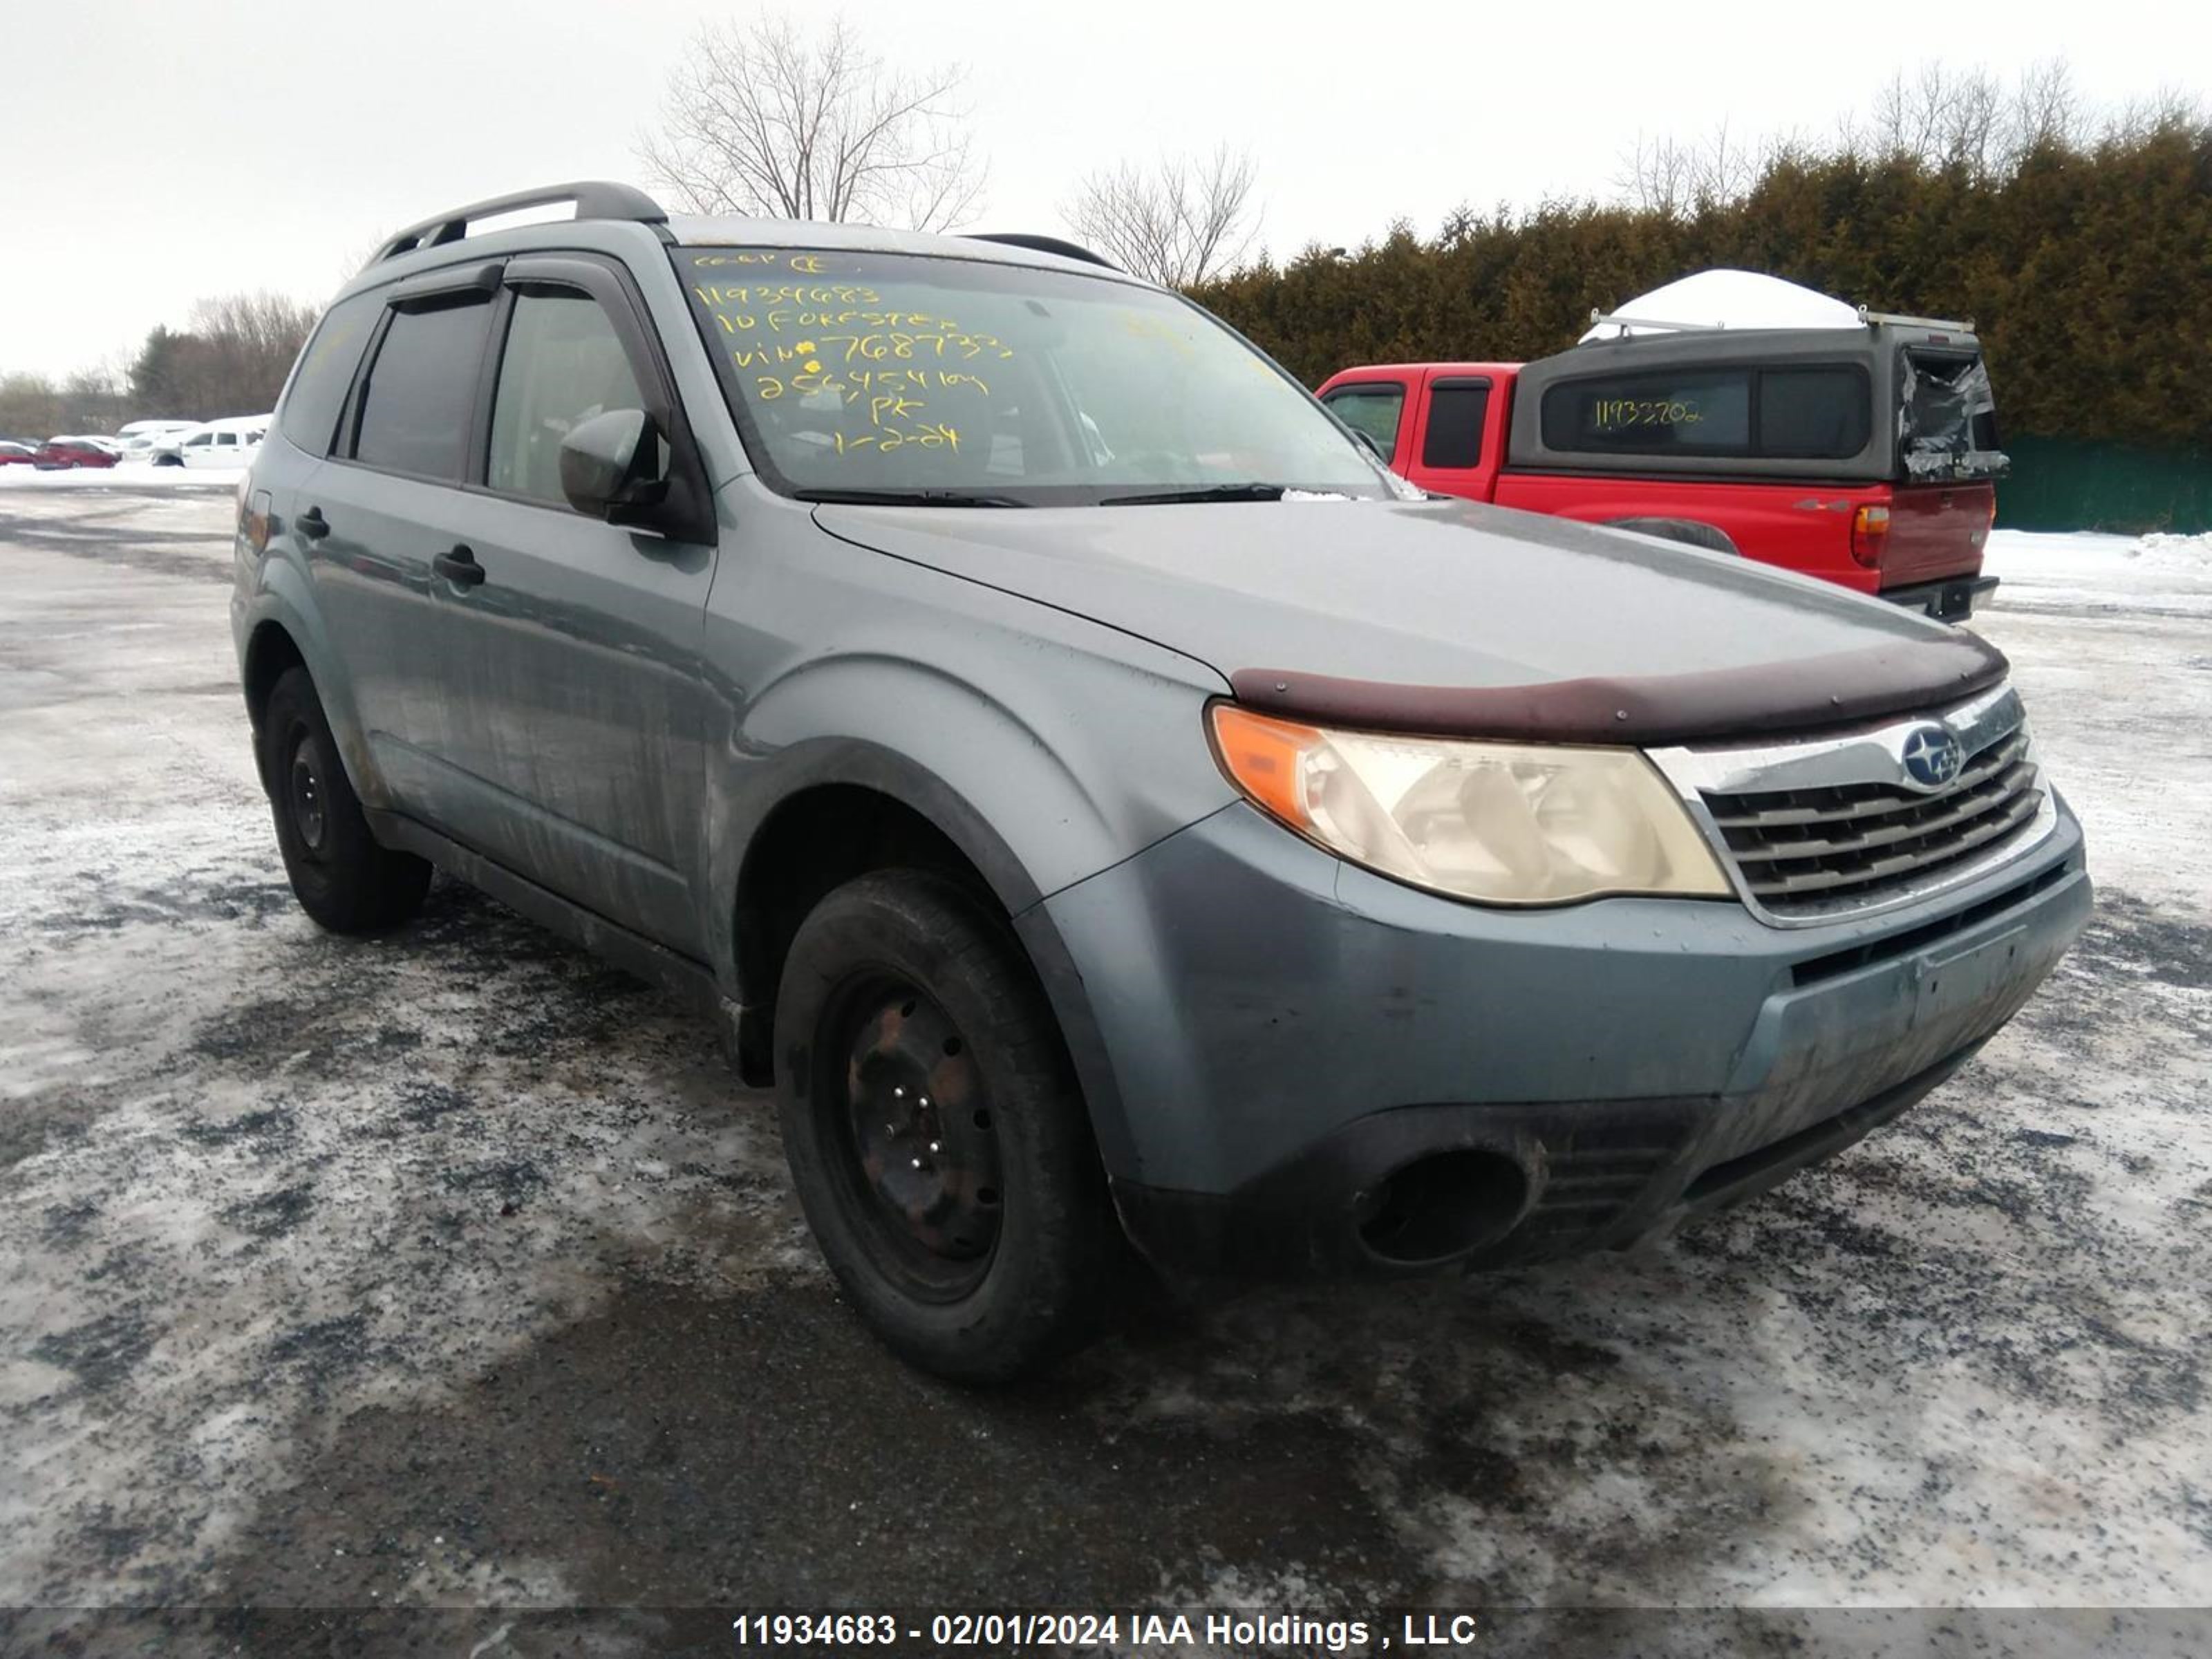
[1850,505,1891,568]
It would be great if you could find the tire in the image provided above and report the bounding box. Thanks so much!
[774,870,1120,1382]
[259,666,430,933]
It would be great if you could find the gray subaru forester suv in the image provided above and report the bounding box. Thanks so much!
[233,182,2090,1380]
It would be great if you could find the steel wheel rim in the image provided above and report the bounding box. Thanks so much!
[287,728,329,855]
[824,973,1002,1299]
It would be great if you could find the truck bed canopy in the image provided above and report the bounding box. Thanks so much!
[1506,272,2003,484]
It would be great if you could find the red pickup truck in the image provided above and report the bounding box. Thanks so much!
[1319,315,2005,619]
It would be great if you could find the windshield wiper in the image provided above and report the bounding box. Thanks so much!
[1097,483,1289,506]
[794,487,1031,508]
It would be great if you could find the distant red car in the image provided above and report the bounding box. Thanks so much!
[0,440,42,466]
[34,436,121,469]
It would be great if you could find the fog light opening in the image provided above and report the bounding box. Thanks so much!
[1356,1150,1530,1266]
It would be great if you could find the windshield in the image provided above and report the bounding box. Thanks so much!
[675,246,1395,505]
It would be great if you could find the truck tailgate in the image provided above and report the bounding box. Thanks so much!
[1882,482,1994,588]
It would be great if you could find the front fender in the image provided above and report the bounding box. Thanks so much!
[699,568,1237,1175]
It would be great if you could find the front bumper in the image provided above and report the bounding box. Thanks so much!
[1035,795,2090,1277]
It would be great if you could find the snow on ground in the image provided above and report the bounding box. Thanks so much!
[0,497,2206,1649]
[1980,529,2212,925]
[0,462,245,491]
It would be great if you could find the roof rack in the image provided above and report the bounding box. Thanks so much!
[965,232,1121,272]
[368,182,668,269]
[1855,305,1975,332]
[1586,310,1730,334]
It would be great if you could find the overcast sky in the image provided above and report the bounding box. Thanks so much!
[2,0,2202,382]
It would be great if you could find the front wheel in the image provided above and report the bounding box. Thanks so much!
[773,871,1120,1382]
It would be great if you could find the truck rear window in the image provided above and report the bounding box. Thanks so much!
[1540,364,1870,461]
[1900,350,2002,478]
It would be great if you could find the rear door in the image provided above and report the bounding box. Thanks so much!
[305,268,500,834]
[424,254,719,955]
[1402,373,1495,498]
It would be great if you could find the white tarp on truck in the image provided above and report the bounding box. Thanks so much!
[1581,269,1861,339]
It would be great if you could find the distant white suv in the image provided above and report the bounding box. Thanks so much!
[154,415,270,468]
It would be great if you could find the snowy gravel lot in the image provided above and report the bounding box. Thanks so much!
[1,482,2207,1653]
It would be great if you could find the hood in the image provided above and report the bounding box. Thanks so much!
[811,497,2006,744]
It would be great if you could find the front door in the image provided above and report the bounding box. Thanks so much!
[1320,377,1412,472]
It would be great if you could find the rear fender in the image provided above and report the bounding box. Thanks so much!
[1602,516,1742,556]
[239,547,389,807]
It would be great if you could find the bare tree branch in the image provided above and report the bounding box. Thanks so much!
[1619,59,2149,209]
[636,11,986,231]
[1062,146,1260,288]
[1614,122,1768,214]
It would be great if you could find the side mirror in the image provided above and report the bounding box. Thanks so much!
[559,408,669,523]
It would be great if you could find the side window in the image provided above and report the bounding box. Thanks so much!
[1420,382,1490,469]
[1541,368,1752,455]
[1759,366,1871,457]
[277,289,381,456]
[214,431,237,449]
[487,288,648,505]
[1322,383,1405,459]
[352,297,495,480]
[184,431,212,449]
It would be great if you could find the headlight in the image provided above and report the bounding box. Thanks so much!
[1209,704,1730,906]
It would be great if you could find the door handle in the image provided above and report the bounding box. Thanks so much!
[296,505,330,540]
[433,545,486,588]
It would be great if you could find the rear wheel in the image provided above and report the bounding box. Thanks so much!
[774,871,1118,1382]
[260,667,430,933]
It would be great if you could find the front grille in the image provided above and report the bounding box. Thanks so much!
[1699,724,2042,917]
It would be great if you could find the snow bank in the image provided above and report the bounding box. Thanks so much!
[1983,528,2212,620]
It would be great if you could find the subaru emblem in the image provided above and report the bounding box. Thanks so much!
[1900,724,1964,790]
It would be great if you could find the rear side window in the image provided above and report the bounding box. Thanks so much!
[1323,383,1405,458]
[278,290,381,455]
[487,289,648,505]
[1421,382,1489,469]
[1543,368,1752,454]
[1541,364,1869,460]
[352,297,494,480]
[1759,366,1872,456]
